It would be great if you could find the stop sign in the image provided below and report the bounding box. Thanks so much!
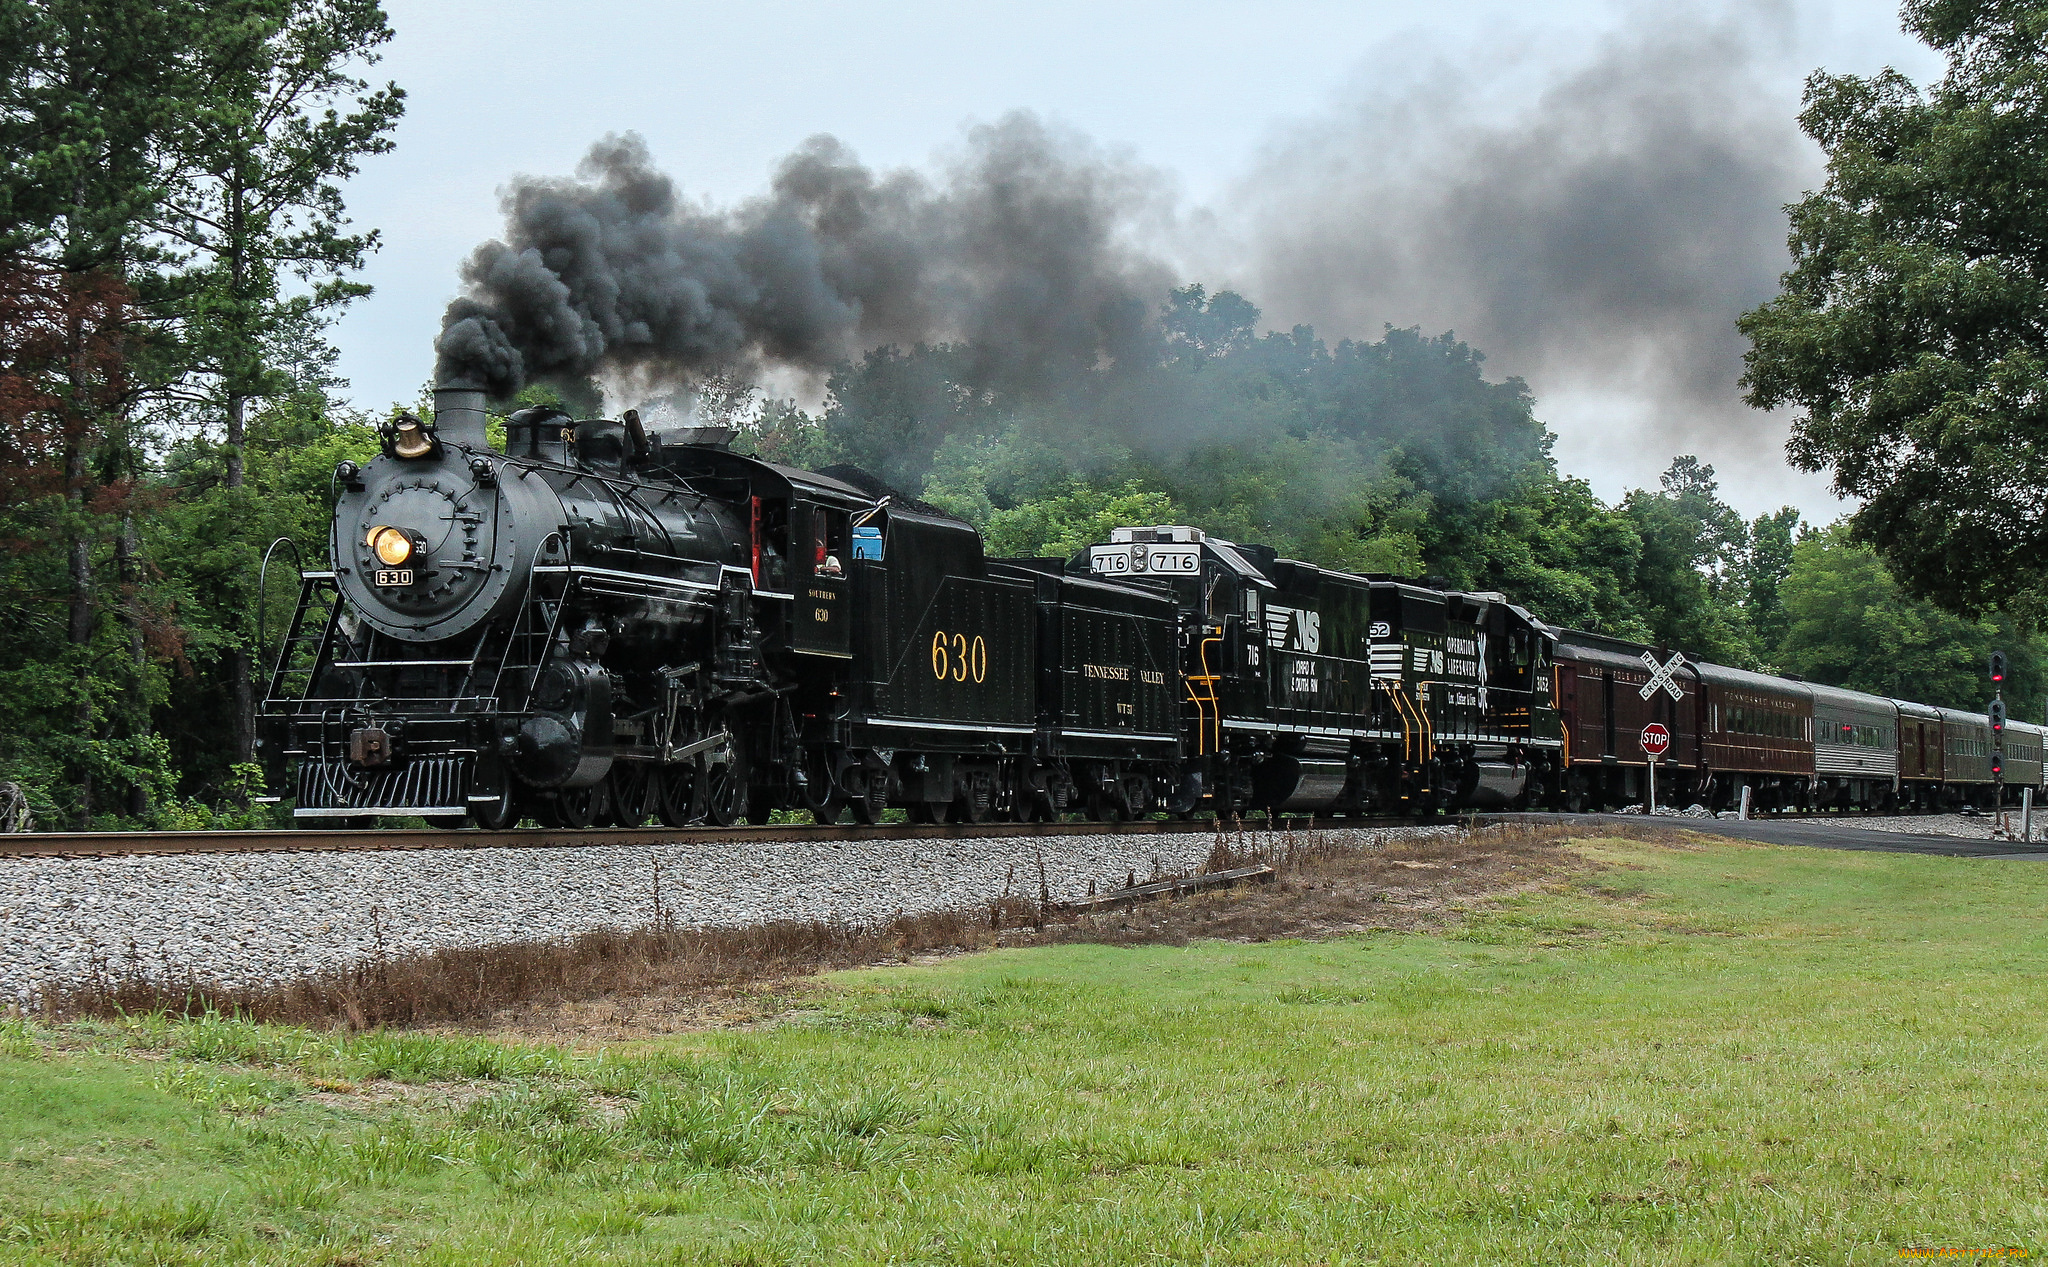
[1641,723,1672,757]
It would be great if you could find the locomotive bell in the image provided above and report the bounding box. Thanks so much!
[390,414,438,459]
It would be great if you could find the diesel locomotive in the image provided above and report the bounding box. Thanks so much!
[262,391,2026,826]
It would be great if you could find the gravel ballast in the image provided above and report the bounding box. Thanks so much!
[0,826,1438,1002]
[1819,810,2043,841]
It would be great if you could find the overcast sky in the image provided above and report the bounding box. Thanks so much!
[329,0,1935,519]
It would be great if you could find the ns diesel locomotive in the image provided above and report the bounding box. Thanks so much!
[262,393,2023,825]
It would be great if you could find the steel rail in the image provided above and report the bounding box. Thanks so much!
[1,805,1994,860]
[0,815,1419,861]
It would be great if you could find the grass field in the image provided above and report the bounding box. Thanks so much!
[2,831,2044,1264]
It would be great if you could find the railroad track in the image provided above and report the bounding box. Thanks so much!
[0,806,2001,860]
[0,814,1423,860]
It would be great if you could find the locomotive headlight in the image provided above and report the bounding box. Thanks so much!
[368,525,415,566]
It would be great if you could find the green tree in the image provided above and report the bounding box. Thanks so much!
[153,0,400,765]
[1161,283,1259,363]
[1778,522,2046,716]
[1439,469,1649,638]
[1737,506,1803,657]
[0,0,205,823]
[980,481,1187,560]
[152,393,379,802]
[1740,0,2048,620]
[1616,457,1759,664]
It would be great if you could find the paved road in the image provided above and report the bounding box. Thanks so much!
[1485,812,2048,859]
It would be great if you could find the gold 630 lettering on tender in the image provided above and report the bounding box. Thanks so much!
[929,630,989,683]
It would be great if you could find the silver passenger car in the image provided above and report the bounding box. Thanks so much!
[1809,682,1900,808]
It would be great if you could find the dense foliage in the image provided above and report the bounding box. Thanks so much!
[0,3,2034,829]
[1741,0,2048,622]
[0,0,399,828]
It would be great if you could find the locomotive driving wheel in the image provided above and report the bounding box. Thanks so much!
[543,780,613,830]
[704,760,748,828]
[609,762,655,827]
[654,763,701,828]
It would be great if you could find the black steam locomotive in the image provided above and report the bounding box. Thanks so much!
[261,388,1562,826]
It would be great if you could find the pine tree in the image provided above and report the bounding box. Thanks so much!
[152,0,402,765]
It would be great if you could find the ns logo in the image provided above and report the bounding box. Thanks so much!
[1264,605,1321,654]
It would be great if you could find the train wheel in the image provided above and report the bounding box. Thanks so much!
[1121,775,1151,818]
[745,789,775,826]
[548,781,612,830]
[1005,782,1036,822]
[1084,793,1124,823]
[955,774,994,824]
[470,782,521,830]
[704,762,746,828]
[799,747,844,824]
[610,763,654,827]
[846,771,886,824]
[655,765,700,828]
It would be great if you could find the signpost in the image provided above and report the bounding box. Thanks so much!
[1641,723,1671,813]
[1991,652,2008,836]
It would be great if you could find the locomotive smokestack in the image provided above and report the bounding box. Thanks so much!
[433,382,490,451]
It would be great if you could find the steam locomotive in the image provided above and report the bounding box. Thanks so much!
[260,389,2027,827]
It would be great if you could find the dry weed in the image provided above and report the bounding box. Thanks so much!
[37,822,1690,1036]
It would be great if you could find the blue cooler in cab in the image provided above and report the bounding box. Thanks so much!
[851,525,884,560]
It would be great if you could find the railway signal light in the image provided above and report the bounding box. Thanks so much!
[1992,751,2004,778]
[1991,698,2007,736]
[1991,650,2007,685]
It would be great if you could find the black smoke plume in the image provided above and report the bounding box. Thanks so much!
[1234,3,1816,458]
[435,115,1174,397]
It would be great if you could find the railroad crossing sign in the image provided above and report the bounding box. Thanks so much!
[1640,723,1672,757]
[1639,651,1686,701]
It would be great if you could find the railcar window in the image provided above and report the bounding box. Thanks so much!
[1831,722,1892,748]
